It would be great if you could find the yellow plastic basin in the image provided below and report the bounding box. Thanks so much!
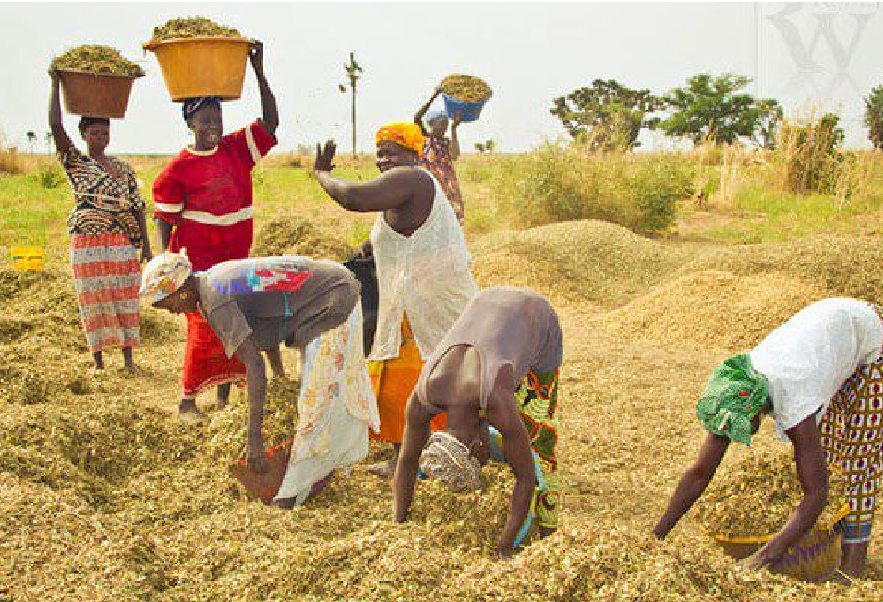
[143,37,252,101]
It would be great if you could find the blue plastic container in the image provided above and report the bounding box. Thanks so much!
[442,92,489,123]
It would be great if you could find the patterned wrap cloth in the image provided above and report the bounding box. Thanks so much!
[139,251,192,303]
[696,354,770,446]
[61,147,145,354]
[820,305,883,544]
[421,135,464,223]
[375,122,425,155]
[182,96,221,121]
[419,431,482,492]
[275,304,379,503]
[515,368,561,531]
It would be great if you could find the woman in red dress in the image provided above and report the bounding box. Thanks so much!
[152,41,279,417]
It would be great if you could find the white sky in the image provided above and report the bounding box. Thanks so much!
[1,2,882,153]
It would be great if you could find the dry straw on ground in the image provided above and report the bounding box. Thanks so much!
[697,450,848,538]
[2,220,881,600]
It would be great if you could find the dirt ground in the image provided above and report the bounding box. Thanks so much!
[1,219,881,601]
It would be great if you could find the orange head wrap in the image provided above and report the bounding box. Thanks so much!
[375,122,425,155]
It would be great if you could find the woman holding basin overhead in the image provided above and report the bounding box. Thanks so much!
[414,85,464,224]
[152,40,279,418]
[48,52,151,372]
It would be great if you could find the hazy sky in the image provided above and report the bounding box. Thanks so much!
[1,2,882,154]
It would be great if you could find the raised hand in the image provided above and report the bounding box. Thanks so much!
[314,140,337,172]
[248,40,265,74]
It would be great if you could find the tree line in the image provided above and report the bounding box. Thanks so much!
[551,73,883,151]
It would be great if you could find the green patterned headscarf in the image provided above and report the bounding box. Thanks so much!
[696,354,769,446]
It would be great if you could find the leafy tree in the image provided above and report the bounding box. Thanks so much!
[864,85,883,150]
[659,73,781,147]
[474,142,485,154]
[341,52,364,157]
[753,99,783,150]
[484,139,495,153]
[550,79,662,151]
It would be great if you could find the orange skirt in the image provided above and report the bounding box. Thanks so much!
[369,315,446,443]
[182,312,247,398]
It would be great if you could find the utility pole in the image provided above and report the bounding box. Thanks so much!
[343,52,364,158]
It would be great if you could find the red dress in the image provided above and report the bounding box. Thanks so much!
[154,120,277,398]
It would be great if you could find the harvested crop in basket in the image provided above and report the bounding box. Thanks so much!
[50,45,144,77]
[151,16,242,41]
[440,74,492,103]
[697,450,848,538]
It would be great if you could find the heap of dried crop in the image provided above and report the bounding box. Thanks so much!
[150,16,242,41]
[440,74,492,103]
[50,45,145,77]
[697,450,848,538]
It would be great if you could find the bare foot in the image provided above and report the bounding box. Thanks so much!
[310,472,334,497]
[179,399,205,422]
[123,364,142,375]
[216,383,231,410]
[366,459,396,478]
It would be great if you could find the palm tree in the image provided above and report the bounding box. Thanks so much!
[44,131,53,155]
[343,52,364,158]
[26,131,36,154]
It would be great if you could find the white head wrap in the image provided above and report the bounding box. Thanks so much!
[139,250,193,303]
[419,431,482,492]
[426,109,448,126]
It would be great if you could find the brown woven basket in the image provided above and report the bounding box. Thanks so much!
[713,503,850,582]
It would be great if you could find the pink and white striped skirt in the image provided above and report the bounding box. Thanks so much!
[70,232,140,353]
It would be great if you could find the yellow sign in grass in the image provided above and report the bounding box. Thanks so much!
[11,246,44,272]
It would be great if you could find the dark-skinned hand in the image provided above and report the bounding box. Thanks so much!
[314,140,337,172]
[248,40,265,74]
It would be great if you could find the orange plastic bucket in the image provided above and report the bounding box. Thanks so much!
[143,37,252,101]
[57,70,141,119]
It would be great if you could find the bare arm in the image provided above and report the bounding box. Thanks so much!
[234,337,269,473]
[449,113,461,161]
[154,218,173,251]
[48,72,73,155]
[313,142,430,212]
[486,386,536,557]
[249,41,278,136]
[393,393,433,522]
[136,209,152,262]
[414,85,443,137]
[745,416,828,568]
[653,432,730,539]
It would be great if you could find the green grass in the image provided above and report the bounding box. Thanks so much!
[3,149,883,260]
[693,151,883,243]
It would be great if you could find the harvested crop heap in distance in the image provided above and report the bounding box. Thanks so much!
[150,16,242,41]
[50,45,145,77]
[440,74,492,103]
